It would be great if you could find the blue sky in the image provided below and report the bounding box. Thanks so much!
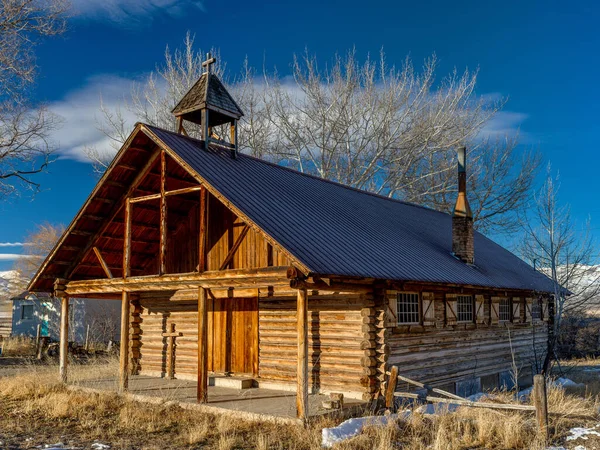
[1,0,599,270]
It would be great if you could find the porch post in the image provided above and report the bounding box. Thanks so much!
[297,287,308,420]
[59,296,69,383]
[197,287,208,403]
[119,290,130,392]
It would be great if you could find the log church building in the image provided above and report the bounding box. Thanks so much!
[29,54,555,419]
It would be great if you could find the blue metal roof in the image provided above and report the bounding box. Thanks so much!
[146,125,555,292]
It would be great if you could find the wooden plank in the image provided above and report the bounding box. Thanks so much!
[92,247,113,279]
[297,287,308,421]
[198,187,208,273]
[396,373,464,401]
[59,296,69,383]
[393,392,536,411]
[159,150,167,275]
[219,224,250,270]
[198,287,209,402]
[119,290,130,392]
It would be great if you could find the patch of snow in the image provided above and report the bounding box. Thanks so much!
[91,443,110,450]
[566,425,600,441]
[321,412,409,448]
[556,378,585,388]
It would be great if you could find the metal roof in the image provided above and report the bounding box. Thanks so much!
[146,125,555,293]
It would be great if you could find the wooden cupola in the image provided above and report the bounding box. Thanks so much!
[171,53,244,154]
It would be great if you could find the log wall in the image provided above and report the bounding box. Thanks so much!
[258,287,374,396]
[131,286,375,397]
[384,290,549,393]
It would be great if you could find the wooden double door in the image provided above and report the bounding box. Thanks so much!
[208,296,258,376]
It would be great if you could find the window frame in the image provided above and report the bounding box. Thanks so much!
[396,291,421,326]
[21,304,33,320]
[456,294,474,323]
[499,297,512,322]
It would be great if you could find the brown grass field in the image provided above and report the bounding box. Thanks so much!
[1,339,600,449]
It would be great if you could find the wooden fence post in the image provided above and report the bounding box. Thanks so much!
[85,324,90,352]
[35,324,41,355]
[533,374,549,440]
[385,366,399,410]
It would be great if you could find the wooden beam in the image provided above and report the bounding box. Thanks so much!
[59,296,69,383]
[198,187,208,272]
[119,290,130,392]
[159,150,167,276]
[66,150,161,279]
[297,287,308,421]
[123,198,132,279]
[290,278,373,293]
[117,164,137,171]
[65,267,289,295]
[197,287,208,403]
[92,247,113,279]
[219,224,250,270]
[130,193,161,204]
[164,186,202,197]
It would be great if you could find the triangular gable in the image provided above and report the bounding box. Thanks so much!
[29,124,304,293]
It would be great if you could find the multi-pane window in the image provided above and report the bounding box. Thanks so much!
[456,295,473,322]
[397,292,420,324]
[532,301,542,320]
[21,305,33,320]
[499,298,511,321]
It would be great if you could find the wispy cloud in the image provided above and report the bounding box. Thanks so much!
[71,0,205,26]
[0,254,40,261]
[49,74,138,163]
[478,111,529,141]
[0,242,25,247]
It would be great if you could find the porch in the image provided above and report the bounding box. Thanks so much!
[70,374,367,420]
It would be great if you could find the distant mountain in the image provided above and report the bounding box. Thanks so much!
[0,271,26,299]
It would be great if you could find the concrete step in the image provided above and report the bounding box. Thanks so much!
[210,376,255,389]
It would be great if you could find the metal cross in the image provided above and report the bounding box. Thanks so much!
[202,52,216,74]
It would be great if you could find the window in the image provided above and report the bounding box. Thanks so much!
[397,292,420,324]
[532,301,542,320]
[21,305,33,320]
[499,298,511,321]
[456,295,473,322]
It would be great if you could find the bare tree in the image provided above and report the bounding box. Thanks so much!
[87,35,540,235]
[10,222,64,295]
[521,165,600,361]
[0,0,70,199]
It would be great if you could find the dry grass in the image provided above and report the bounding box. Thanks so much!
[0,360,599,449]
[0,335,37,357]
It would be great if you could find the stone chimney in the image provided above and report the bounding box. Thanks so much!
[452,146,474,264]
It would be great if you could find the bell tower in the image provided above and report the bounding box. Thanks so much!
[171,53,244,155]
